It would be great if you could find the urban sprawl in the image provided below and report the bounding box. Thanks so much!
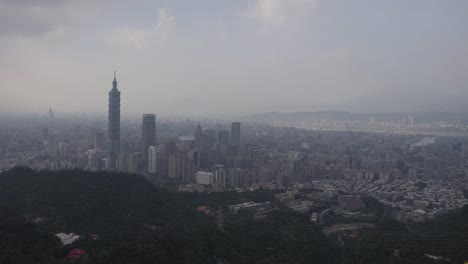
[1,74,468,227]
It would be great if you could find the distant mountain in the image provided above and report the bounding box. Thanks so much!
[245,111,468,124]
[246,111,352,121]
[336,89,468,113]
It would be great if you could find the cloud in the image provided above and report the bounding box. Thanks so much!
[243,0,317,26]
[1,0,72,7]
[0,0,87,37]
[106,8,175,51]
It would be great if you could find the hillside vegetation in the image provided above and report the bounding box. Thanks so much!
[0,167,335,264]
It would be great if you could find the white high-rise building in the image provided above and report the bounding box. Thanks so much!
[213,167,226,191]
[148,146,157,174]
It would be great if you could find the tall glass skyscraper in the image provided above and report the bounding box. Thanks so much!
[108,71,121,168]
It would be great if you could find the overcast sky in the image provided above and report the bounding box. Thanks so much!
[1,0,468,116]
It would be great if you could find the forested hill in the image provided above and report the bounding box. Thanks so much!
[2,167,467,264]
[0,167,336,264]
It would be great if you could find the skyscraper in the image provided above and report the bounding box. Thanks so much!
[218,130,229,145]
[142,114,156,164]
[194,124,203,149]
[108,71,121,168]
[94,131,105,149]
[148,146,157,174]
[230,122,241,146]
[218,130,230,155]
[168,153,194,181]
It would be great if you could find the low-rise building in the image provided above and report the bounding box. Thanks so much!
[228,201,272,214]
[338,195,364,211]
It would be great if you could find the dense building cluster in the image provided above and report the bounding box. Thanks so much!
[1,74,467,225]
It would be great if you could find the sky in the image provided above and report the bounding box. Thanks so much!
[1,0,468,117]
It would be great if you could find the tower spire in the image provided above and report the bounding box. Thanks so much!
[112,70,118,89]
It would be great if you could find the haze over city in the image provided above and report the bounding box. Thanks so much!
[2,1,468,263]
[2,0,468,116]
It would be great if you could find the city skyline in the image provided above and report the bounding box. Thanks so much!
[2,1,468,262]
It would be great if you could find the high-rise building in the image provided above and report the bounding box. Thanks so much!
[212,165,226,191]
[218,130,230,155]
[288,158,306,182]
[127,153,140,174]
[230,122,241,146]
[218,130,229,145]
[148,146,157,174]
[108,71,121,168]
[168,154,194,181]
[142,114,156,164]
[184,156,195,183]
[226,168,241,188]
[160,139,177,156]
[157,156,169,177]
[94,131,105,149]
[118,152,128,172]
[194,124,203,149]
[205,129,216,146]
[199,134,212,152]
[168,154,184,179]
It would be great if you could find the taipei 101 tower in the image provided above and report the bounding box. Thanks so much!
[108,71,121,168]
